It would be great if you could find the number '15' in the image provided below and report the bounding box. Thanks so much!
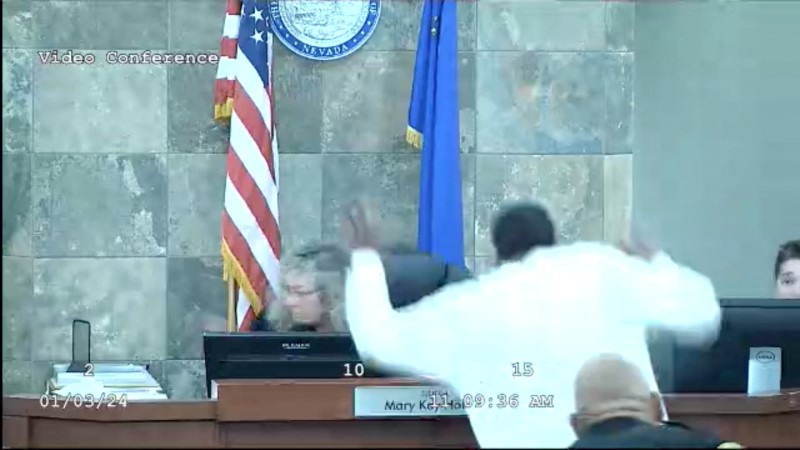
[512,362,534,377]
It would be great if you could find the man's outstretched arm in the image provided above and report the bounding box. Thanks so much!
[623,250,721,346]
[345,248,487,381]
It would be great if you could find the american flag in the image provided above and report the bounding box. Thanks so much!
[215,0,280,331]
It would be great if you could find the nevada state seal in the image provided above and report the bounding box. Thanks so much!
[268,0,381,61]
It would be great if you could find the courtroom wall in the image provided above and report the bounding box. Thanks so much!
[2,0,634,398]
[633,1,800,298]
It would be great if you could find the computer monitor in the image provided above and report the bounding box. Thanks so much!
[202,332,386,398]
[670,298,800,394]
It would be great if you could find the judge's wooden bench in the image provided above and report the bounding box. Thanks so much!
[3,379,799,448]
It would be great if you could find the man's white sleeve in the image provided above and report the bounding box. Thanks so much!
[344,249,486,381]
[624,251,721,346]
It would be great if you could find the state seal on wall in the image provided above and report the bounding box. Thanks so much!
[268,0,381,61]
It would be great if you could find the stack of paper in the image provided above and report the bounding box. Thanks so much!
[50,363,168,401]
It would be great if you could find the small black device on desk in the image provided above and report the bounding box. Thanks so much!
[203,332,387,398]
[670,298,800,394]
[67,319,92,373]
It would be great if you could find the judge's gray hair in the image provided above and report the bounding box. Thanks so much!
[266,243,351,332]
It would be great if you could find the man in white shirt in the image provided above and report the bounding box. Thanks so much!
[343,202,721,448]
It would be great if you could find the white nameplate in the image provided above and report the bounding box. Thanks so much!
[747,347,782,396]
[353,386,467,418]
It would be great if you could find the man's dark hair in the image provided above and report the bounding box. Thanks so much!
[491,201,556,262]
[774,240,800,279]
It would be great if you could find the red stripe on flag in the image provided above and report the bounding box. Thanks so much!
[233,87,277,183]
[226,149,281,259]
[220,37,237,58]
[238,307,257,332]
[214,79,236,106]
[226,0,242,15]
[222,211,269,301]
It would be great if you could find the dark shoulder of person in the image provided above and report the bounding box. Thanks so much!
[571,419,738,449]
[656,421,741,448]
[381,246,472,309]
[250,317,316,332]
[250,316,269,331]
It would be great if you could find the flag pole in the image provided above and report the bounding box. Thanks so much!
[226,277,236,332]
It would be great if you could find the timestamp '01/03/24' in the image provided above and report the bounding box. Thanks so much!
[429,393,554,409]
[39,393,128,409]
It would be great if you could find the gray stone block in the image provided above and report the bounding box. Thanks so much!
[605,52,634,154]
[478,1,605,51]
[2,361,33,394]
[167,257,226,359]
[2,153,32,256]
[365,0,423,51]
[278,154,323,253]
[320,50,475,154]
[471,256,494,276]
[169,0,225,50]
[2,257,32,361]
[477,51,605,154]
[475,154,604,256]
[2,49,32,154]
[168,62,227,153]
[461,154,476,257]
[33,1,168,50]
[1,361,56,395]
[606,2,635,52]
[365,0,476,52]
[2,1,31,48]
[458,0,478,52]
[321,51,415,153]
[603,154,632,243]
[321,154,420,245]
[459,52,477,154]
[33,52,167,153]
[168,154,225,256]
[321,153,475,256]
[273,44,324,154]
[161,359,207,399]
[31,257,167,361]
[33,154,167,257]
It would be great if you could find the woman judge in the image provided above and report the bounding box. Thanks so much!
[256,202,471,332]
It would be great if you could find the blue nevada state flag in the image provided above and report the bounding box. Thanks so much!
[406,0,464,267]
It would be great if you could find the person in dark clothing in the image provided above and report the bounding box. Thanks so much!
[569,354,741,449]
[491,201,556,263]
[380,244,471,308]
[250,199,471,332]
[572,418,740,449]
[252,242,471,332]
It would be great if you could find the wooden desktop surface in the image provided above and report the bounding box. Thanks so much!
[3,379,799,448]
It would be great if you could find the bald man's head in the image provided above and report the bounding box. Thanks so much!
[570,354,661,437]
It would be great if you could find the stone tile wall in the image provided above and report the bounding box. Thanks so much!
[2,0,633,398]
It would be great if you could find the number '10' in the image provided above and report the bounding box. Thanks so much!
[343,362,365,377]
